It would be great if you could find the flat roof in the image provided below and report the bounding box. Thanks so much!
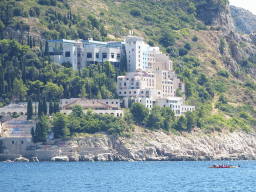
[48,39,76,43]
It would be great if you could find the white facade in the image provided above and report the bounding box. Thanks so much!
[47,39,124,70]
[125,36,149,72]
[156,97,195,116]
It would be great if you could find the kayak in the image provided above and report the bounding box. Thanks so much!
[209,165,237,168]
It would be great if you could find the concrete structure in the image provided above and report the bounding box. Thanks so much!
[1,116,36,137]
[125,35,150,72]
[147,47,173,71]
[47,38,125,70]
[0,102,47,116]
[60,98,124,117]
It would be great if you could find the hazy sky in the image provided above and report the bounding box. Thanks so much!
[229,0,256,15]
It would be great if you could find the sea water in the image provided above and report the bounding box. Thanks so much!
[0,161,255,192]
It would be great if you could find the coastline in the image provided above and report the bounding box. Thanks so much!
[1,128,256,162]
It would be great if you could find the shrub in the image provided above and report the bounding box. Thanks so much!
[217,69,229,78]
[179,47,188,56]
[192,35,198,42]
[130,8,141,17]
[184,42,192,51]
[211,59,216,65]
[167,46,179,57]
[245,81,256,90]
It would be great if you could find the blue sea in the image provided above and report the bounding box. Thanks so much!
[0,161,255,192]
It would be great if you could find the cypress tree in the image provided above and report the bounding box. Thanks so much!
[33,37,35,47]
[43,97,47,115]
[31,127,35,143]
[45,40,49,57]
[27,31,30,46]
[30,36,32,48]
[38,100,42,116]
[27,99,33,120]
[57,103,60,112]
[49,100,53,115]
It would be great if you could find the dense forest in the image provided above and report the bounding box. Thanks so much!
[1,0,256,139]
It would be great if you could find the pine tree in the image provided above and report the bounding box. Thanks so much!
[97,90,102,99]
[27,99,33,120]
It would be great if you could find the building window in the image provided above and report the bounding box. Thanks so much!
[119,91,121,94]
[117,54,120,59]
[96,53,99,58]
[134,91,136,94]
[87,52,92,58]
[132,48,134,52]
[111,53,114,58]
[124,83,126,86]
[21,141,24,144]
[116,102,118,104]
[65,51,70,57]
[124,91,126,94]
[102,53,107,58]
[12,141,14,144]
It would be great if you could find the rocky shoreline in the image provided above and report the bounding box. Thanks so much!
[1,129,256,162]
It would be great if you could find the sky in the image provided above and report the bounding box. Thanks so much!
[229,0,256,15]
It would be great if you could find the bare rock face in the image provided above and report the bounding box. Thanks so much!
[51,156,69,162]
[196,1,234,34]
[14,156,29,162]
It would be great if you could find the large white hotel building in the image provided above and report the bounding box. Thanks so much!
[46,32,195,116]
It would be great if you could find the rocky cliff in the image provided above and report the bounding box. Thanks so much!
[230,5,256,34]
[3,128,256,162]
[196,0,234,34]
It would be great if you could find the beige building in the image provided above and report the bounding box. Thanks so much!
[60,98,124,117]
[148,47,173,71]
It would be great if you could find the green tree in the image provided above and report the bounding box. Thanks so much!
[175,115,187,131]
[31,127,35,143]
[70,104,85,118]
[34,114,50,142]
[43,96,47,115]
[185,81,193,98]
[0,20,5,40]
[146,105,164,130]
[52,112,70,138]
[13,78,29,101]
[45,40,49,57]
[130,102,149,125]
[49,100,54,115]
[186,111,196,131]
[159,29,175,48]
[27,99,33,120]
[219,38,226,54]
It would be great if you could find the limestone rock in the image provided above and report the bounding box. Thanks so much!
[51,156,69,162]
[14,156,29,162]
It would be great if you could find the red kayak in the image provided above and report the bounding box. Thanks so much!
[209,165,237,168]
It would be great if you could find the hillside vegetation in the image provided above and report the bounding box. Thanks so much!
[1,0,256,137]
